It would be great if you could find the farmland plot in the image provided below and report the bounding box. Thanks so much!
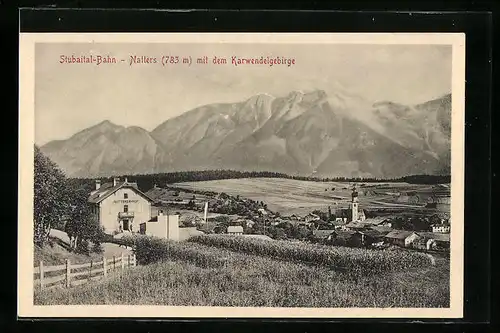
[173,178,429,215]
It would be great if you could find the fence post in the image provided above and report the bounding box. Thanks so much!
[89,260,93,281]
[133,254,136,267]
[39,260,44,290]
[65,259,71,288]
[103,256,107,278]
[128,254,131,267]
[121,253,124,272]
[113,256,116,272]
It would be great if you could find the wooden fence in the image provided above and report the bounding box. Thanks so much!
[34,253,137,290]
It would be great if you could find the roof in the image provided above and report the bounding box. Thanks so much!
[416,232,450,242]
[370,225,393,234]
[364,217,390,225]
[88,180,155,204]
[227,225,244,233]
[357,229,385,239]
[384,230,418,240]
[346,221,371,229]
[334,231,357,241]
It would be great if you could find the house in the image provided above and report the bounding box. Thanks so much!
[331,219,349,231]
[355,229,386,246]
[364,217,392,228]
[227,225,244,235]
[243,219,256,229]
[258,208,268,216]
[311,229,336,243]
[370,225,393,235]
[179,213,203,227]
[431,224,450,233]
[384,230,420,247]
[417,232,450,250]
[345,221,372,231]
[88,178,155,235]
[304,213,321,223]
[332,231,362,247]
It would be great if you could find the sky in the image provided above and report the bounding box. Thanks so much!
[35,42,452,145]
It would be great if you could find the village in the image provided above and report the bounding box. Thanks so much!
[87,177,451,254]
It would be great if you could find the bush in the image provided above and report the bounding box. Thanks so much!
[92,242,103,254]
[189,235,432,275]
[121,234,227,268]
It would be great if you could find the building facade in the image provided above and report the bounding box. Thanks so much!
[431,224,451,233]
[384,230,420,247]
[227,225,243,235]
[88,178,154,235]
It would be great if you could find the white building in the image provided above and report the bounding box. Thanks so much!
[349,187,366,222]
[88,177,155,235]
[227,225,243,235]
[431,224,451,233]
[141,211,180,241]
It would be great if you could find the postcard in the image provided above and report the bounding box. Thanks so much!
[18,32,465,318]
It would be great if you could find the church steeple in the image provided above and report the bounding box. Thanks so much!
[351,185,359,222]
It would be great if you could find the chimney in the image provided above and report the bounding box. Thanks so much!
[95,179,101,190]
[113,177,119,187]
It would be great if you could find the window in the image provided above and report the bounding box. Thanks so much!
[124,193,128,199]
[124,205,128,213]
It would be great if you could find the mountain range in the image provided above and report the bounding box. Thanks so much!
[40,89,451,179]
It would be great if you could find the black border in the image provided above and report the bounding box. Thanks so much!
[3,5,493,331]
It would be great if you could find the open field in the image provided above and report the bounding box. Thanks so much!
[35,237,449,307]
[173,178,443,215]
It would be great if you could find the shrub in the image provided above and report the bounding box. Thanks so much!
[189,235,432,275]
[121,234,228,268]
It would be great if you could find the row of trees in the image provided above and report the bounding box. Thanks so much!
[72,171,451,193]
[34,146,103,254]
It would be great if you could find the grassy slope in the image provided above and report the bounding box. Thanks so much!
[34,237,104,266]
[34,236,133,268]
[35,243,449,308]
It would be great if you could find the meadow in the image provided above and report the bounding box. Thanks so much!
[173,178,431,215]
[35,235,449,307]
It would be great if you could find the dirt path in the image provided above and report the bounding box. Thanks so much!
[49,229,133,257]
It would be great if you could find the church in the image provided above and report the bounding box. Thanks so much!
[349,186,366,222]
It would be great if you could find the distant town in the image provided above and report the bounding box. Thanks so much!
[81,170,450,255]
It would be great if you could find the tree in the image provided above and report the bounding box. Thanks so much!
[64,179,104,253]
[291,225,312,239]
[34,146,71,246]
